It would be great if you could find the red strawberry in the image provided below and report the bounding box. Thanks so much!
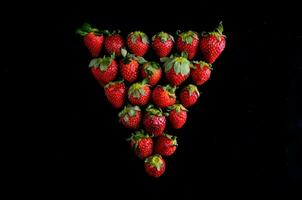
[127,130,153,159]
[179,84,200,108]
[127,31,149,56]
[128,80,151,106]
[176,30,199,60]
[118,105,141,129]
[162,56,191,86]
[167,104,188,129]
[200,22,226,64]
[76,23,105,57]
[141,62,162,87]
[191,61,212,85]
[155,133,177,156]
[104,80,126,109]
[89,54,118,86]
[143,104,166,136]
[120,49,147,83]
[144,154,166,178]
[152,85,176,108]
[104,30,125,56]
[152,32,174,58]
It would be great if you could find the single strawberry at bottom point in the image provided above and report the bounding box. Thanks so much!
[118,105,141,129]
[144,154,166,178]
[104,80,126,109]
[155,133,177,156]
[179,84,200,108]
[167,104,188,129]
[128,80,151,106]
[127,130,153,159]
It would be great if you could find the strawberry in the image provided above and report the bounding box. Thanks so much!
[141,62,162,87]
[176,30,199,60]
[144,154,166,178]
[162,56,191,86]
[191,61,212,85]
[120,49,147,83]
[167,104,188,129]
[143,104,166,136]
[104,80,126,109]
[76,23,105,57]
[104,30,125,56]
[152,32,174,58]
[89,54,118,86]
[128,80,151,106]
[118,105,141,129]
[127,130,153,159]
[155,133,177,156]
[200,22,226,64]
[179,84,200,108]
[152,85,176,108]
[127,31,149,56]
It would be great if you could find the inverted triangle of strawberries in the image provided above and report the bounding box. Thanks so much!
[77,23,226,178]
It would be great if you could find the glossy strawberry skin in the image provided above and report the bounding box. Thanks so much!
[155,135,177,156]
[168,110,187,129]
[84,32,104,57]
[179,89,199,108]
[141,64,162,87]
[130,138,153,159]
[104,82,126,109]
[144,156,166,178]
[119,111,141,129]
[152,37,173,58]
[104,34,125,56]
[165,68,189,86]
[176,36,199,60]
[200,35,226,64]
[120,59,139,83]
[91,60,118,86]
[127,36,149,57]
[128,85,151,106]
[191,63,211,85]
[152,86,176,108]
[143,114,166,136]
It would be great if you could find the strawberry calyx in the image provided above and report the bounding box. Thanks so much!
[118,105,141,122]
[178,30,199,44]
[121,48,147,64]
[127,129,150,150]
[128,80,149,99]
[152,32,174,43]
[184,84,200,96]
[106,30,121,36]
[76,23,107,36]
[88,53,116,71]
[162,84,177,99]
[129,31,149,44]
[143,62,160,76]
[192,61,213,70]
[164,56,191,75]
[202,21,226,41]
[145,154,163,171]
[146,104,163,117]
[163,133,178,146]
[167,103,188,113]
[104,79,124,88]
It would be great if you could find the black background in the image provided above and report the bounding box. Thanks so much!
[3,3,302,198]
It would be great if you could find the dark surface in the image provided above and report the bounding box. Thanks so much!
[4,4,302,198]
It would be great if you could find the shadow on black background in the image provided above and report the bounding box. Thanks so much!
[2,3,302,198]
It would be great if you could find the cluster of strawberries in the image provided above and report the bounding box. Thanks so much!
[76,22,226,177]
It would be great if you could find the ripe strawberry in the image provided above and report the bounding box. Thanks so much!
[120,49,147,83]
[89,54,118,86]
[200,22,226,64]
[191,61,212,85]
[152,32,174,58]
[104,80,126,109]
[118,105,141,129]
[127,130,153,159]
[76,23,105,57]
[141,62,162,86]
[128,80,151,106]
[144,154,166,178]
[176,30,199,60]
[104,30,125,56]
[155,133,177,156]
[167,104,188,129]
[162,56,191,86]
[152,85,176,108]
[143,104,166,136]
[127,31,149,56]
[179,84,200,108]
